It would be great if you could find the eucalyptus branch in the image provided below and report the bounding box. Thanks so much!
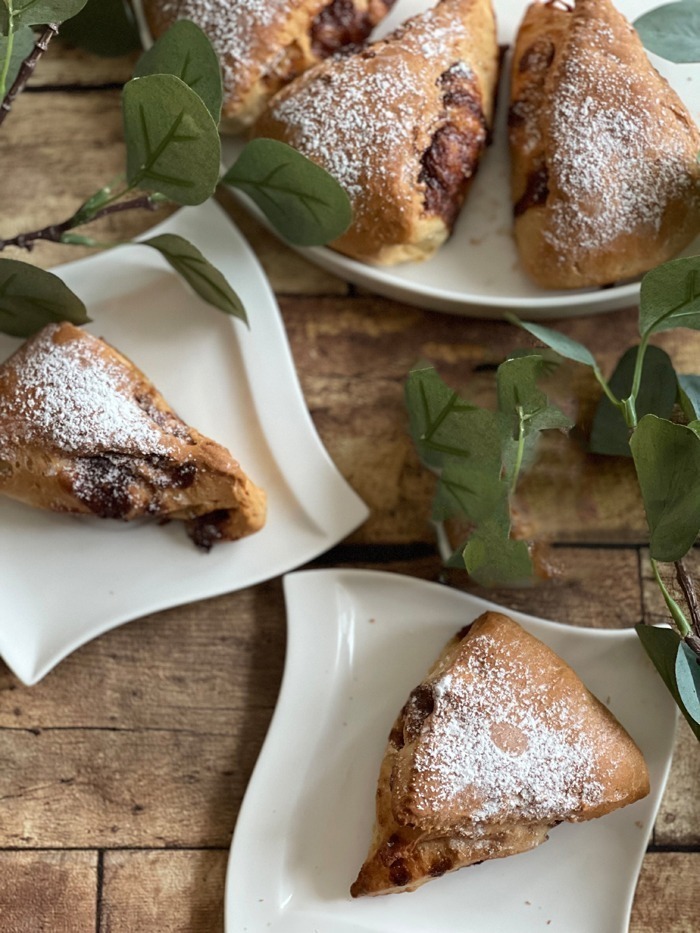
[0,194,162,252]
[675,559,700,653]
[0,23,59,129]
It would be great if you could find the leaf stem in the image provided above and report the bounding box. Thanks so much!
[652,558,692,638]
[675,559,700,646]
[510,405,526,496]
[592,365,625,412]
[0,21,15,103]
[0,23,60,129]
[0,194,162,252]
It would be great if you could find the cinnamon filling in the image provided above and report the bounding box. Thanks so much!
[419,67,488,228]
[310,0,396,58]
[514,166,550,216]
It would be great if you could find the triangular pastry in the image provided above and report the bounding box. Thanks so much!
[508,0,700,289]
[0,322,266,549]
[351,611,649,896]
[142,0,397,131]
[253,0,499,265]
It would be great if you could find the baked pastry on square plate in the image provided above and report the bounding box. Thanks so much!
[141,0,397,131]
[508,0,700,289]
[0,321,266,548]
[352,610,649,896]
[253,0,500,265]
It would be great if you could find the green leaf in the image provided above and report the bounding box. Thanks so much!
[639,255,700,338]
[688,419,700,437]
[133,19,221,123]
[676,641,700,725]
[0,23,33,85]
[143,234,247,324]
[1,0,87,31]
[508,316,598,369]
[405,363,501,470]
[122,73,220,206]
[590,346,678,456]
[636,624,700,740]
[496,354,572,484]
[463,515,533,587]
[634,0,700,63]
[630,414,700,561]
[433,459,508,524]
[59,0,141,57]
[223,138,352,246]
[678,373,700,421]
[0,257,89,337]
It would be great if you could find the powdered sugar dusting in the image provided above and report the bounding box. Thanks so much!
[544,12,697,254]
[411,631,606,824]
[266,6,475,206]
[0,325,169,457]
[156,0,282,96]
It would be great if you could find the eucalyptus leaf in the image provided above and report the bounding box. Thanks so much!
[0,257,88,337]
[144,233,247,324]
[636,623,700,740]
[678,373,700,421]
[223,138,352,246]
[639,255,700,338]
[59,0,141,57]
[496,354,572,484]
[463,516,533,588]
[590,346,678,456]
[675,641,700,725]
[688,419,700,437]
[508,316,598,369]
[133,19,221,123]
[0,0,87,31]
[123,73,220,205]
[405,364,501,470]
[433,459,508,524]
[634,0,700,63]
[630,414,700,561]
[0,23,34,86]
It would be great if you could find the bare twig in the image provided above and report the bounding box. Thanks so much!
[0,23,60,129]
[675,558,700,655]
[0,195,161,252]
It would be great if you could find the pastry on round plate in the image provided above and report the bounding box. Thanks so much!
[509,0,700,289]
[351,611,649,896]
[253,0,499,265]
[141,0,397,132]
[0,322,266,549]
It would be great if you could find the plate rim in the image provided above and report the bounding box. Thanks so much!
[225,566,678,933]
[0,202,368,684]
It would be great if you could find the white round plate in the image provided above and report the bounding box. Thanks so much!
[220,0,700,319]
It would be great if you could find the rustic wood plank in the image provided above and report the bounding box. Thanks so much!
[0,720,269,847]
[631,852,699,933]
[0,850,97,932]
[0,581,286,731]
[28,41,139,86]
[0,91,175,268]
[280,296,700,544]
[102,849,226,933]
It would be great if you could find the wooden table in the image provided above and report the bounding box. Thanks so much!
[0,38,697,933]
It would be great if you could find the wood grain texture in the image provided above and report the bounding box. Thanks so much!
[0,850,97,932]
[102,850,227,933]
[631,853,699,932]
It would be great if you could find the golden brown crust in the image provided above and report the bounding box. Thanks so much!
[509,0,700,289]
[142,0,396,131]
[351,611,650,897]
[253,0,499,265]
[0,322,266,548]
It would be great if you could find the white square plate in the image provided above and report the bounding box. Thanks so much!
[0,202,368,684]
[226,568,677,933]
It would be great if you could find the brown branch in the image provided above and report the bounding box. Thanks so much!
[675,558,700,655]
[0,23,59,130]
[0,195,161,251]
